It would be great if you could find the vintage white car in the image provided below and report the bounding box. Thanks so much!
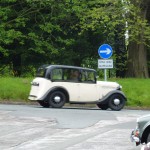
[28,65,126,111]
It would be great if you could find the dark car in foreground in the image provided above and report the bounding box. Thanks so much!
[131,114,150,146]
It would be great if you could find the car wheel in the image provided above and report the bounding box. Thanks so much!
[146,132,150,143]
[97,104,108,110]
[108,94,126,111]
[37,100,50,108]
[49,91,66,108]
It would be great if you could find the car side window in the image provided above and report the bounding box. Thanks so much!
[81,70,95,83]
[64,69,80,82]
[51,68,80,82]
[51,69,63,81]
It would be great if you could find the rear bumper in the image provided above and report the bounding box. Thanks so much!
[28,95,38,101]
[130,129,140,146]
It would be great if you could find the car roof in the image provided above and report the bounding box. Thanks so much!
[46,65,96,72]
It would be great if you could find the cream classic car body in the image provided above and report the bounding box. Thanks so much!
[28,65,126,110]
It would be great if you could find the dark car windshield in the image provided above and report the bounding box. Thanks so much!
[36,65,49,77]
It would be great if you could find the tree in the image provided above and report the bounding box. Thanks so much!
[126,0,150,78]
[0,0,76,75]
[0,0,108,76]
[76,0,150,78]
[115,25,127,78]
[76,0,128,75]
[0,0,150,77]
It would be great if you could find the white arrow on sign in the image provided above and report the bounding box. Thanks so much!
[100,48,111,55]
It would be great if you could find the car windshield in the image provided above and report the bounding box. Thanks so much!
[36,65,49,77]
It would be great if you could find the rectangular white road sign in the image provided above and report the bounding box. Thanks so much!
[98,59,113,69]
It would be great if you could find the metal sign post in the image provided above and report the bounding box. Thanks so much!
[98,44,113,81]
[104,69,107,81]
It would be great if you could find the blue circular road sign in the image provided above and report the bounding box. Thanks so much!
[98,44,113,59]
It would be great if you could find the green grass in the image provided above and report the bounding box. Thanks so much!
[0,77,32,102]
[110,78,150,107]
[0,77,150,107]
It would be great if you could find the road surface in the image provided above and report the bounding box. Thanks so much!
[0,104,149,150]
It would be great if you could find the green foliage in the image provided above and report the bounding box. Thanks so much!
[78,1,126,38]
[125,0,150,46]
[0,0,150,77]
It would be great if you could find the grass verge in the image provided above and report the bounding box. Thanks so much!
[0,77,150,108]
[0,77,32,102]
[111,78,150,107]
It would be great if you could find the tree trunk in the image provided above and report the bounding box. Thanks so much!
[126,42,148,78]
[126,0,149,78]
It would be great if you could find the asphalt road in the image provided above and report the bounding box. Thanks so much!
[0,104,149,150]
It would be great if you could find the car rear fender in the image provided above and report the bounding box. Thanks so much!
[38,86,70,102]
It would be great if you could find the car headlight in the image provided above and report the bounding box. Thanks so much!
[134,129,140,137]
[134,120,140,136]
[117,85,122,90]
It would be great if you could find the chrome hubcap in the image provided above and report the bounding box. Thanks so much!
[113,99,120,105]
[54,96,61,103]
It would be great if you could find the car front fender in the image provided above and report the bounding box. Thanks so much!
[141,122,150,143]
[97,90,127,104]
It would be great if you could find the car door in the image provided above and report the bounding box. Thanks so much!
[61,68,80,101]
[78,70,99,102]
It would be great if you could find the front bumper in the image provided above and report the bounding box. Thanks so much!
[130,129,140,146]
